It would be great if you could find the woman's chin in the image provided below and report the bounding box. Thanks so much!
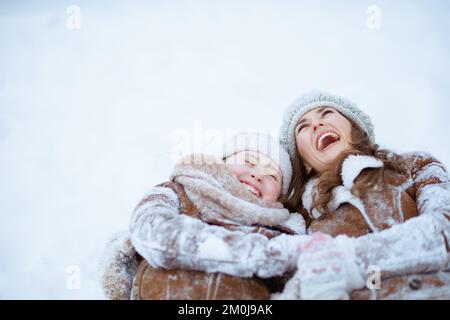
[316,154,342,172]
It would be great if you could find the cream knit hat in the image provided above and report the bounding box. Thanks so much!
[279,90,376,161]
[222,131,292,196]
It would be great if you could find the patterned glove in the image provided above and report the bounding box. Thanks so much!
[296,232,366,300]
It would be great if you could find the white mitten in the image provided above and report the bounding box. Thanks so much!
[297,233,365,300]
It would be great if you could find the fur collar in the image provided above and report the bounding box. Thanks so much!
[340,154,383,188]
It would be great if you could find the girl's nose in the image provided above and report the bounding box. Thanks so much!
[250,173,262,182]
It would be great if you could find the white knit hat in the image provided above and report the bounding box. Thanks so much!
[279,90,376,161]
[222,132,292,196]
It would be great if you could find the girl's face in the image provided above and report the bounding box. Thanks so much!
[225,150,283,202]
[294,107,352,173]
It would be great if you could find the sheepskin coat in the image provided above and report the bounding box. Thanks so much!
[300,152,450,299]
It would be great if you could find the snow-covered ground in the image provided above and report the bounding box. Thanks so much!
[0,0,449,299]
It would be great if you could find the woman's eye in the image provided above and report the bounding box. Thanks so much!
[322,110,333,117]
[296,124,307,134]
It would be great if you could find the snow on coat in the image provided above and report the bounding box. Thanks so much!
[101,152,450,299]
[294,151,450,299]
[130,155,307,276]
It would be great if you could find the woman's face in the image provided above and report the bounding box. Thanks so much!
[225,150,283,202]
[294,107,352,173]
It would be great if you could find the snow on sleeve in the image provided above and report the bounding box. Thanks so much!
[415,164,449,185]
[349,153,450,280]
[198,236,233,261]
[351,152,450,280]
[353,212,449,279]
[410,153,450,268]
[129,183,311,278]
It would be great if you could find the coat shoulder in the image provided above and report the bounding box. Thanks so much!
[399,151,448,188]
[400,151,446,171]
[134,181,183,211]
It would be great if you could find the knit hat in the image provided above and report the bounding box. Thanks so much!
[222,131,292,196]
[279,90,376,161]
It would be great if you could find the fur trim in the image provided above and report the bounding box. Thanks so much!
[301,178,322,219]
[341,154,383,189]
[99,231,140,300]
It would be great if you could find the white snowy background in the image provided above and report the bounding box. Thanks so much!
[0,0,449,299]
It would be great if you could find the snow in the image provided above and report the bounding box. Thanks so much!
[280,214,306,235]
[1,1,450,298]
[151,186,180,205]
[394,189,404,223]
[415,164,449,184]
[198,236,233,261]
[417,182,450,214]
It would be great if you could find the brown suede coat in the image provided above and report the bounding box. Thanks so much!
[301,152,450,299]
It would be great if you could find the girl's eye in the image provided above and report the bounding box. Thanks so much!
[270,175,277,181]
[244,160,255,167]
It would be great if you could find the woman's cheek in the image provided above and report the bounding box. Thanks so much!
[296,135,312,162]
[336,115,352,142]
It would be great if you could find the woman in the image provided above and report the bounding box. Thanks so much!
[276,90,450,299]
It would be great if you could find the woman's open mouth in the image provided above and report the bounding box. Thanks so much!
[240,180,261,198]
[316,130,341,151]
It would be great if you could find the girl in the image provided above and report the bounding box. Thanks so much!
[100,132,309,300]
[276,90,450,299]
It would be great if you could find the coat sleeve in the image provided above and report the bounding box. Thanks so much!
[352,152,450,278]
[129,182,310,278]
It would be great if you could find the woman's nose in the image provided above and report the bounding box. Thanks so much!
[312,122,324,133]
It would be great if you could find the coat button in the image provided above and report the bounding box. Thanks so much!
[409,279,422,290]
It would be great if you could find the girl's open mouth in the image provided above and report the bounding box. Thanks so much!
[240,180,261,198]
[316,131,341,151]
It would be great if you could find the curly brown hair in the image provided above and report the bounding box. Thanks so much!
[285,118,409,215]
